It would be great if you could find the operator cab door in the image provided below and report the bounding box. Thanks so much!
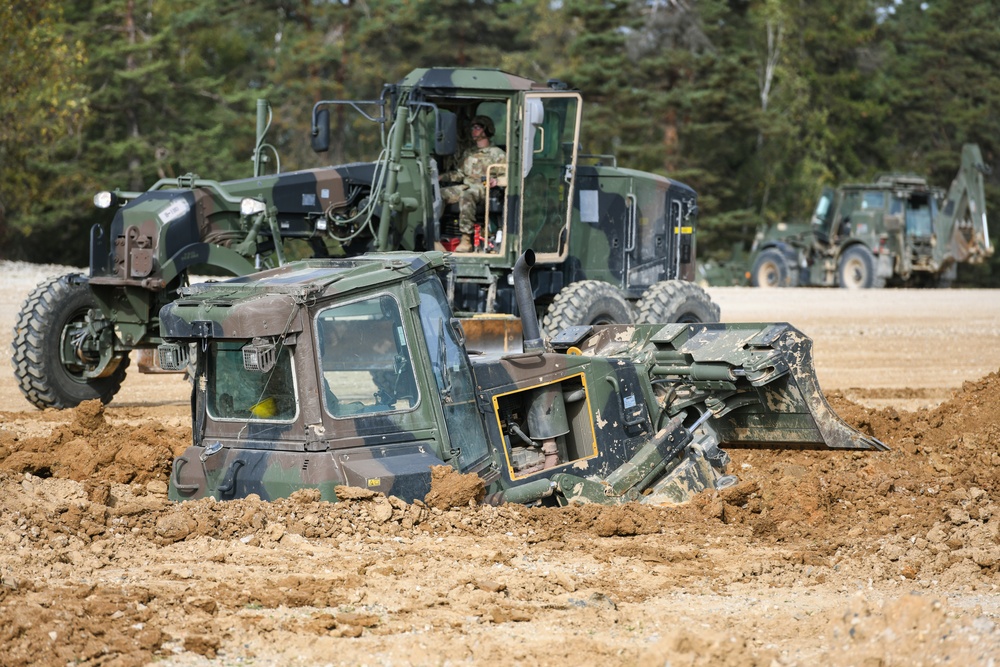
[811,187,837,244]
[520,93,582,262]
[621,177,678,288]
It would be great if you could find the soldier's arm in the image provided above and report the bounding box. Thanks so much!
[492,149,507,181]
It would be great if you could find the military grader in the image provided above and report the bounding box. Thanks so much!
[12,68,716,410]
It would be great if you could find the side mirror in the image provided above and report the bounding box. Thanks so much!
[435,110,457,156]
[311,108,330,153]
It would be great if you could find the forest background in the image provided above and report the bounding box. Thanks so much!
[2,0,998,285]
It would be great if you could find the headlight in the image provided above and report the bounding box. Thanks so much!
[94,191,118,209]
[242,338,277,373]
[241,198,267,216]
[156,343,190,371]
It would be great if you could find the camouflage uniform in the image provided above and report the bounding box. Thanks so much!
[440,144,506,235]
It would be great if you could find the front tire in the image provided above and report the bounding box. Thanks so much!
[837,246,883,289]
[636,280,721,324]
[541,280,634,336]
[11,274,130,409]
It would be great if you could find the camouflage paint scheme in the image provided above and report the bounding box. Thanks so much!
[750,144,992,288]
[16,67,710,410]
[98,66,700,325]
[313,67,702,314]
[161,251,884,507]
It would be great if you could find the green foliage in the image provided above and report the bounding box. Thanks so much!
[878,0,1000,285]
[3,0,998,283]
[0,1,89,257]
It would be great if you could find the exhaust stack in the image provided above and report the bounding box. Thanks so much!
[513,250,543,354]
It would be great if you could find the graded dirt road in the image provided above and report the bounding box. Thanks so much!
[0,261,998,666]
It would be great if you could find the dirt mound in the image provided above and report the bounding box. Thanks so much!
[424,464,486,509]
[0,400,188,485]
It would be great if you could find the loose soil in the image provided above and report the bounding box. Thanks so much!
[1,261,999,666]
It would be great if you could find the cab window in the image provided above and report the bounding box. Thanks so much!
[208,342,297,422]
[315,294,418,417]
[415,276,489,470]
[906,197,934,236]
[862,191,886,210]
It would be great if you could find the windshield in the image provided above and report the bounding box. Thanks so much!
[208,342,297,422]
[906,196,935,237]
[315,294,418,417]
[862,191,886,210]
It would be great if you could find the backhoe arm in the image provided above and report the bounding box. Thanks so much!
[935,143,992,267]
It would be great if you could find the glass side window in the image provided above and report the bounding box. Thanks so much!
[208,342,297,422]
[811,189,836,237]
[813,194,832,220]
[862,191,886,210]
[521,93,581,257]
[416,277,489,470]
[316,294,418,417]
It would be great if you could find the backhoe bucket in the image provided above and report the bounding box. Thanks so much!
[643,322,887,452]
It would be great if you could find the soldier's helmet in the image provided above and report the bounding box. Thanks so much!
[472,115,495,138]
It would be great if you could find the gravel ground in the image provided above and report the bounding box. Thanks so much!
[0,260,998,667]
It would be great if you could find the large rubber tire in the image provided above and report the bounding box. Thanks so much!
[636,280,721,324]
[11,274,130,409]
[541,280,634,336]
[837,245,884,289]
[750,248,791,288]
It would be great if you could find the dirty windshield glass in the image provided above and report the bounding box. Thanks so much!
[316,294,417,417]
[208,342,297,421]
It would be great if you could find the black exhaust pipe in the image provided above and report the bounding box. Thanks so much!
[513,250,544,353]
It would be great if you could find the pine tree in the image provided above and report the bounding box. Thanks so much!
[0,1,88,259]
[880,0,1000,285]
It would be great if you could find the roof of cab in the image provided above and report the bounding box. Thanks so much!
[398,67,548,93]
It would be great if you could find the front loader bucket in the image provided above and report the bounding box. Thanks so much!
[646,322,888,452]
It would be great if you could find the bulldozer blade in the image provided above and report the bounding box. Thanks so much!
[644,322,888,452]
